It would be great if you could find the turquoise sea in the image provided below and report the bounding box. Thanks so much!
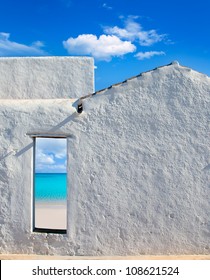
[35,173,67,200]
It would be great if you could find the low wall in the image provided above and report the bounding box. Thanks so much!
[0,57,94,99]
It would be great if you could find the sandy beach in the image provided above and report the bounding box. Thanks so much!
[35,200,67,230]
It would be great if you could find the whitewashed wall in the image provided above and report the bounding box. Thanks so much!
[0,60,210,256]
[0,57,94,99]
[68,62,210,256]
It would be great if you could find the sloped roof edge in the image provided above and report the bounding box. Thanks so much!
[95,61,180,93]
[80,61,208,101]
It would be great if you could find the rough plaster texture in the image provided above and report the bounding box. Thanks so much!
[0,61,210,256]
[0,57,94,99]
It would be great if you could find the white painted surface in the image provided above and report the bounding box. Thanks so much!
[0,61,209,255]
[0,57,94,99]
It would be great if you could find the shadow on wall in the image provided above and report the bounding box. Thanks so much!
[0,151,14,161]
[0,112,78,159]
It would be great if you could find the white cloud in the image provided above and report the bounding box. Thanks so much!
[0,32,46,56]
[36,138,66,160]
[36,163,67,173]
[135,51,165,60]
[102,3,112,10]
[104,17,166,46]
[36,151,55,165]
[32,41,45,48]
[63,16,167,61]
[35,138,67,173]
[63,34,136,61]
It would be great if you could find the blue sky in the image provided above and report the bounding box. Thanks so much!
[0,0,210,91]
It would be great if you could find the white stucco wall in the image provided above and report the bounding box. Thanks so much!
[67,62,210,256]
[0,57,94,99]
[0,61,210,256]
